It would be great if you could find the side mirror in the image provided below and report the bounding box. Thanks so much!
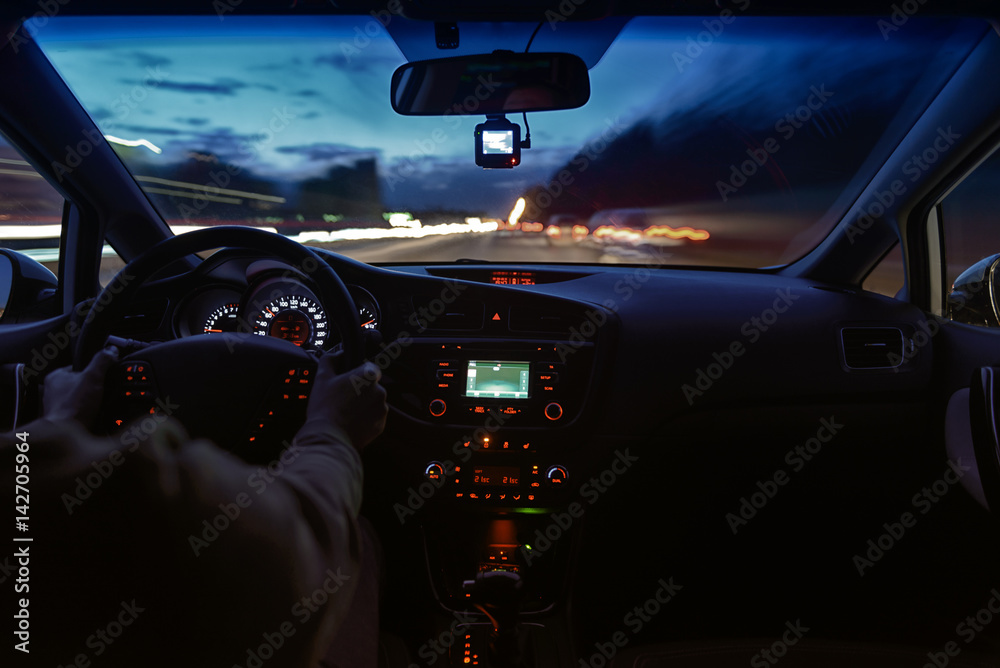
[0,253,11,321]
[947,254,1000,327]
[0,248,58,323]
[390,52,590,116]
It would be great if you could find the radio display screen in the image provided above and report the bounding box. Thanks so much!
[464,360,530,399]
[472,466,520,486]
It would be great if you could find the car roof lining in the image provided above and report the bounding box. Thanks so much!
[1,0,998,20]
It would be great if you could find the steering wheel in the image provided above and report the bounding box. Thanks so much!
[74,226,363,460]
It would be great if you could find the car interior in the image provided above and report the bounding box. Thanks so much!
[4,1,1000,667]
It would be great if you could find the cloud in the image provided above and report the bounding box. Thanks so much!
[123,51,172,69]
[89,107,114,122]
[173,117,211,127]
[275,143,380,162]
[294,89,322,98]
[313,51,400,74]
[118,77,248,96]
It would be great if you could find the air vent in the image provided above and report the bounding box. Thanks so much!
[840,327,904,370]
[410,299,484,330]
[509,306,580,334]
[117,298,168,334]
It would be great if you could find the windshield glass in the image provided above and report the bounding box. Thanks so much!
[30,15,985,267]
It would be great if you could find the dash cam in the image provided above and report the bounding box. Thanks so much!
[475,117,520,169]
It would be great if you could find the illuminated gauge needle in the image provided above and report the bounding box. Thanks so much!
[361,319,375,328]
[205,329,222,333]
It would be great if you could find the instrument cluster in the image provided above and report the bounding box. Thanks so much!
[176,280,379,351]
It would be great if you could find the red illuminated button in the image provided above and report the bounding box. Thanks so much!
[429,399,447,417]
[544,402,563,421]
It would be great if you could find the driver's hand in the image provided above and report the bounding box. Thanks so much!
[305,353,387,453]
[42,346,119,429]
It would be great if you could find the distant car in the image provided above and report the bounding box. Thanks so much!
[545,213,588,245]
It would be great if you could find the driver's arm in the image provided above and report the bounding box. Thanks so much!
[4,349,387,668]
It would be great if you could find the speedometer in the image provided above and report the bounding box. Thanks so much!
[252,295,328,348]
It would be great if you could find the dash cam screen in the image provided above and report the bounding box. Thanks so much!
[482,130,514,154]
[464,360,530,399]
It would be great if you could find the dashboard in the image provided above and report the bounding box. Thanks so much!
[85,243,966,636]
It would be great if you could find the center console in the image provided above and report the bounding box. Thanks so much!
[373,286,616,667]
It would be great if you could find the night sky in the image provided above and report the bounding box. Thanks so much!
[27,15,985,219]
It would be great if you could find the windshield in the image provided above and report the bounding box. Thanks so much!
[29,14,986,267]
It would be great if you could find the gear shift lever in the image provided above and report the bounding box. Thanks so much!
[462,571,530,667]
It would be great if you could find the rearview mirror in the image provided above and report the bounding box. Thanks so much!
[390,52,590,116]
[947,253,1000,327]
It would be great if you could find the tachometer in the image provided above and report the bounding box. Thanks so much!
[203,303,241,333]
[252,295,328,348]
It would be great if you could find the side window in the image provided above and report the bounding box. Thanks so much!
[941,147,1000,326]
[0,133,66,280]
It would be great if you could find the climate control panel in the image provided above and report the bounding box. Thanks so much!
[424,453,570,508]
